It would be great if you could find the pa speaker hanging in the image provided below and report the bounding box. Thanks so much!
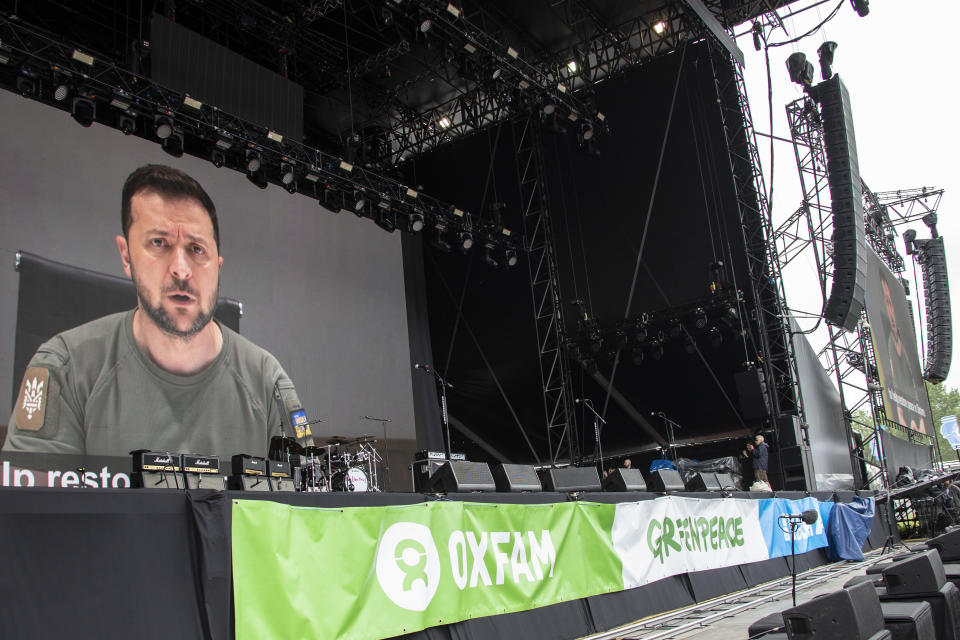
[915,237,952,382]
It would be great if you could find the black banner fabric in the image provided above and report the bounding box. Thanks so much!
[881,430,936,484]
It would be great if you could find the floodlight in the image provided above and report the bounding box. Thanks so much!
[505,249,518,267]
[353,190,367,214]
[280,162,295,185]
[246,171,268,190]
[409,211,425,233]
[459,231,473,251]
[54,83,70,101]
[70,96,96,127]
[653,21,666,35]
[752,21,763,52]
[211,149,226,168]
[161,131,184,158]
[817,41,838,80]
[118,114,135,135]
[154,115,173,139]
[245,149,262,173]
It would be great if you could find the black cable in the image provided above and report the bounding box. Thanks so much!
[767,0,844,48]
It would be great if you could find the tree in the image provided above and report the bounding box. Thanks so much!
[926,382,960,463]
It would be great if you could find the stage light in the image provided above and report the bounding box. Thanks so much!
[70,96,96,127]
[109,94,131,110]
[245,150,261,173]
[709,326,723,348]
[284,182,297,194]
[694,308,708,329]
[903,229,917,255]
[353,190,367,214]
[161,131,184,158]
[922,212,939,234]
[246,171,268,189]
[280,162,295,185]
[567,60,577,73]
[118,114,135,135]
[183,95,203,110]
[653,21,666,35]
[16,76,36,97]
[432,226,453,253]
[420,19,432,33]
[542,99,556,116]
[752,21,763,52]
[211,149,226,168]
[786,53,814,86]
[459,231,473,251]
[154,115,174,139]
[505,249,518,267]
[482,244,499,268]
[850,0,869,17]
[817,41,838,80]
[580,122,594,141]
[507,46,519,59]
[409,211,425,233]
[438,116,452,129]
[53,83,70,101]
[320,184,342,214]
[375,208,396,233]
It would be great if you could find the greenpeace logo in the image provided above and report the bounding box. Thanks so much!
[647,515,745,564]
[375,523,557,611]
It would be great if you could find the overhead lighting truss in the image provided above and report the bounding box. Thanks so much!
[0,15,519,260]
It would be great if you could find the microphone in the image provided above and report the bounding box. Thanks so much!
[781,509,819,525]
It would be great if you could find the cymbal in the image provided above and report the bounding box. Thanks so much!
[353,435,377,444]
[270,435,305,455]
[325,435,351,445]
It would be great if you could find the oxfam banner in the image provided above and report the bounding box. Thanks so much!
[232,497,835,640]
[232,499,623,640]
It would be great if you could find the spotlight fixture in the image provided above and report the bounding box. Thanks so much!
[16,75,36,97]
[419,18,432,33]
[245,149,262,173]
[211,149,226,168]
[541,99,556,116]
[850,0,869,17]
[786,52,814,87]
[70,96,96,127]
[320,184,342,214]
[505,249,518,268]
[482,243,499,268]
[375,208,396,233]
[53,83,70,101]
[694,309,708,329]
[280,162,295,186]
[118,114,135,135]
[579,122,594,141]
[161,131,184,158]
[752,21,763,52]
[817,41,838,81]
[653,21,666,35]
[352,189,367,214]
[432,225,453,253]
[408,211,425,233]
[438,115,452,129]
[566,60,577,73]
[154,115,174,139]
[459,231,473,252]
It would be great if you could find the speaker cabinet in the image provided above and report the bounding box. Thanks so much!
[914,237,952,382]
[773,444,816,491]
[883,550,947,595]
[491,464,542,492]
[228,475,270,491]
[928,529,960,563]
[132,470,184,489]
[538,467,601,492]
[647,469,685,493]
[686,472,721,492]
[602,468,646,492]
[817,74,867,331]
[782,589,860,639]
[844,581,886,638]
[412,459,447,492]
[425,461,495,493]
[715,473,738,491]
[778,414,807,447]
[735,369,771,420]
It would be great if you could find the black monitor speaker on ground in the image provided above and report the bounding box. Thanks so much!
[883,549,947,596]
[647,469,685,493]
[844,581,888,640]
[602,468,646,492]
[781,589,862,639]
[686,472,721,492]
[715,473,738,491]
[816,75,868,332]
[538,467,601,492]
[425,461,496,493]
[491,463,542,492]
[927,529,960,563]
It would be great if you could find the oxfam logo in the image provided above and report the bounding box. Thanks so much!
[375,522,441,611]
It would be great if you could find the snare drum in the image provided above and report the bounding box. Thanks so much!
[332,467,368,492]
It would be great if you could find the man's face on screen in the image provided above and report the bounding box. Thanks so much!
[118,191,223,339]
[881,279,903,357]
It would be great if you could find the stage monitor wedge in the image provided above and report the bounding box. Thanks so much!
[538,467,601,492]
[491,463,542,492]
[602,468,647,492]
[816,74,868,332]
[425,461,496,493]
[647,469,685,493]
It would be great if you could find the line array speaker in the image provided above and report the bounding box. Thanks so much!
[602,468,646,492]
[425,461,496,493]
[817,74,867,331]
[538,467,601,492]
[914,237,952,382]
[491,463,542,492]
[734,368,772,421]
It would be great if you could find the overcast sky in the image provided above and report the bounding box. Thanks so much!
[735,0,960,393]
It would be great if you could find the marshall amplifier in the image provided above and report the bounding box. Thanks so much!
[131,450,184,489]
[181,454,224,490]
[132,451,182,473]
[229,455,270,491]
[267,460,296,492]
[414,450,467,461]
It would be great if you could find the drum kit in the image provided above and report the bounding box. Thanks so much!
[269,434,383,492]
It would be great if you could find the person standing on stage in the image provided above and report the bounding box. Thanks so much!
[745,434,770,487]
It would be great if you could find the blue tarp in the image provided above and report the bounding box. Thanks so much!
[650,459,676,472]
[826,496,875,561]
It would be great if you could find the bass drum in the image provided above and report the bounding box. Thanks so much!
[332,467,369,492]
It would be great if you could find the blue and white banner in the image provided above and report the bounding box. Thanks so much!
[757,497,833,558]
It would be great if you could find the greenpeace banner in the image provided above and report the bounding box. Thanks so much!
[232,496,838,640]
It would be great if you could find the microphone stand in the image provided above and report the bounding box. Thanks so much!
[581,399,606,476]
[420,366,455,459]
[362,415,391,492]
[652,411,682,463]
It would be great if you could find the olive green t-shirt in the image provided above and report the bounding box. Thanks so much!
[4,310,301,458]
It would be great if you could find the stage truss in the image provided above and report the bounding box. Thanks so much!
[777,94,943,490]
